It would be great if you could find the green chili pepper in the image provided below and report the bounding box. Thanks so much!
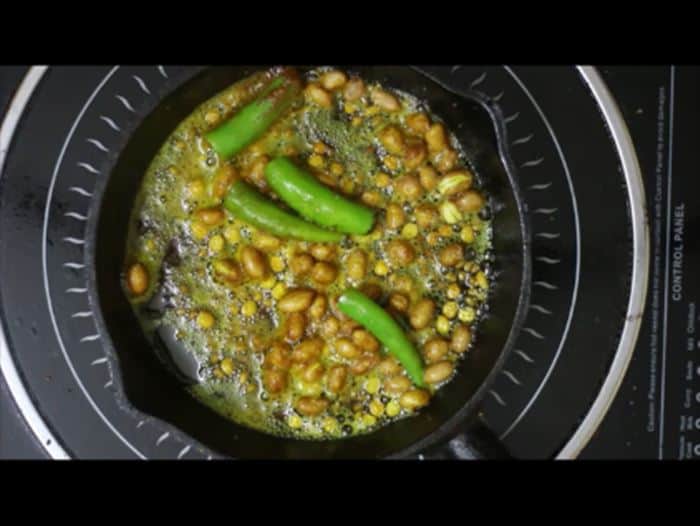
[205,68,302,160]
[337,289,425,387]
[264,157,375,235]
[223,180,342,243]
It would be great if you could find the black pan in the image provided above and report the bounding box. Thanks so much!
[88,65,531,459]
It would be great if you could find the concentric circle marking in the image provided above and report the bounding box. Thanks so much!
[497,66,581,439]
[40,66,147,459]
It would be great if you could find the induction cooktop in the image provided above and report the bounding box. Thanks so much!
[0,65,696,459]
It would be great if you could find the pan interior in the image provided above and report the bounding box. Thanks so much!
[92,66,528,458]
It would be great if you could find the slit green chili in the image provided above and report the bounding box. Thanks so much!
[337,289,425,387]
[205,68,302,160]
[264,157,375,235]
[223,180,343,243]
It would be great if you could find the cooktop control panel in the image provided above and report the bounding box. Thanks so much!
[581,66,700,460]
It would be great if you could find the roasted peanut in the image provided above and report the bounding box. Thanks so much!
[400,389,430,410]
[433,148,458,173]
[451,324,472,353]
[296,397,329,416]
[346,249,368,280]
[126,263,149,296]
[385,203,406,230]
[291,337,324,363]
[415,204,438,228]
[455,190,485,213]
[302,361,325,383]
[321,316,340,338]
[379,126,405,155]
[265,342,292,370]
[311,261,338,285]
[395,175,423,201]
[423,338,449,362]
[439,244,464,267]
[384,375,411,395]
[285,312,306,342]
[409,298,436,330]
[309,294,327,320]
[253,232,281,253]
[424,361,454,384]
[417,166,439,191]
[406,112,431,135]
[290,253,314,276]
[213,258,242,284]
[335,338,361,359]
[263,369,287,393]
[349,353,380,375]
[306,83,332,108]
[320,70,347,90]
[371,88,400,111]
[212,165,237,199]
[278,289,316,313]
[327,365,348,393]
[377,357,402,376]
[247,155,269,189]
[403,139,427,171]
[388,292,410,313]
[240,246,269,279]
[387,239,415,265]
[310,243,336,262]
[343,78,365,102]
[425,123,448,152]
[352,330,380,353]
[196,207,225,226]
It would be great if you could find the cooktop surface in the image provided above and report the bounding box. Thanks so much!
[0,65,696,459]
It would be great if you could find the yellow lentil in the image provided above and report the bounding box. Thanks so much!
[375,172,391,188]
[208,234,224,253]
[447,284,461,299]
[475,271,489,290]
[271,282,287,299]
[458,307,476,323]
[365,377,381,394]
[323,417,338,433]
[369,399,385,417]
[260,276,276,289]
[270,256,285,273]
[363,414,377,426]
[188,179,205,198]
[220,357,234,376]
[461,225,475,243]
[223,225,240,243]
[436,315,450,335]
[383,155,399,171]
[401,223,418,239]
[191,221,208,240]
[197,311,215,329]
[313,141,328,154]
[442,302,459,319]
[308,154,325,168]
[330,162,344,176]
[374,261,389,276]
[386,400,401,417]
[241,301,257,317]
